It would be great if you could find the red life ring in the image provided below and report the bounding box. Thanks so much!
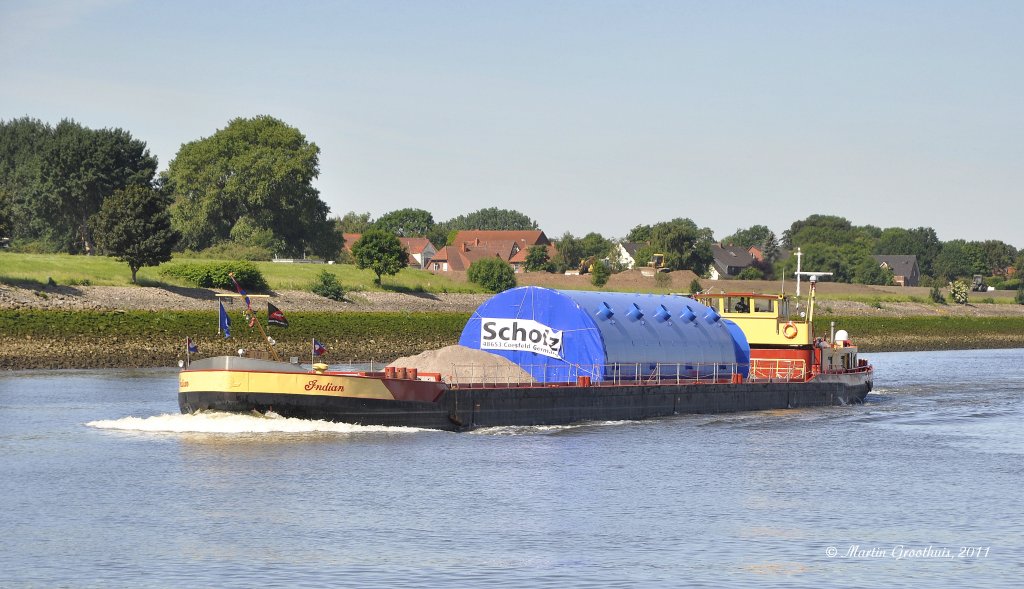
[783,322,799,339]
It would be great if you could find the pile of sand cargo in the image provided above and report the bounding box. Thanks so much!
[388,345,535,385]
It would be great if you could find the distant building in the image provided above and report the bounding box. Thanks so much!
[431,230,550,272]
[872,255,920,287]
[709,244,756,280]
[614,242,644,269]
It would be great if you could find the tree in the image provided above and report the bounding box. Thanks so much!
[554,232,585,270]
[644,218,715,274]
[351,230,408,285]
[91,186,179,283]
[590,261,610,287]
[933,240,985,281]
[0,117,157,253]
[334,211,372,233]
[524,245,552,272]
[444,207,538,231]
[372,208,434,237]
[467,257,517,293]
[164,115,338,258]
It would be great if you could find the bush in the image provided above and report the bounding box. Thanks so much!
[737,266,764,280]
[467,258,516,293]
[310,270,345,301]
[654,272,671,289]
[590,261,610,287]
[929,285,945,304]
[689,278,703,294]
[949,280,970,305]
[1016,285,1024,305]
[159,261,268,291]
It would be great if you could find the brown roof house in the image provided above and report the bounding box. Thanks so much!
[343,233,437,269]
[709,244,756,280]
[430,230,550,272]
[872,255,920,287]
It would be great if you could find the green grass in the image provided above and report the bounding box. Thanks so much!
[0,252,485,293]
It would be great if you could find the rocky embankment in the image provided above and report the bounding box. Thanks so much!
[3,283,1023,370]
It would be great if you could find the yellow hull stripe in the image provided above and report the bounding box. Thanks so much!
[179,370,396,400]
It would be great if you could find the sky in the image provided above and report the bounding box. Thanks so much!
[2,0,1021,246]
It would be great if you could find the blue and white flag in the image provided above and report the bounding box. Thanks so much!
[313,339,327,356]
[186,337,198,354]
[219,301,231,338]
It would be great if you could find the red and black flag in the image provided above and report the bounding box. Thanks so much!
[268,303,289,327]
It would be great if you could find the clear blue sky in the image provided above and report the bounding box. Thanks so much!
[2,0,1021,246]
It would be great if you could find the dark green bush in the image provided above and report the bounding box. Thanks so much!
[929,285,945,304]
[689,278,703,294]
[159,261,268,291]
[311,270,345,301]
[1016,285,1024,305]
[467,258,516,293]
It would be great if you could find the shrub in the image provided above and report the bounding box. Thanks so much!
[654,272,671,289]
[929,285,945,304]
[590,261,610,287]
[467,258,516,293]
[1016,285,1024,305]
[689,278,703,294]
[737,266,764,280]
[311,270,345,301]
[949,280,970,305]
[159,261,268,291]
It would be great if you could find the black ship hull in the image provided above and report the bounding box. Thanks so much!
[179,372,872,432]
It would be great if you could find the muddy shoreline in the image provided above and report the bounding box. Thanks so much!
[2,283,1023,370]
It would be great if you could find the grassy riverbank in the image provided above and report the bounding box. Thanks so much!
[3,310,1023,370]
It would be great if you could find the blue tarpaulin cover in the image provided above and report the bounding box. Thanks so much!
[459,287,749,383]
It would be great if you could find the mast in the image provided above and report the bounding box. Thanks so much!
[215,293,282,362]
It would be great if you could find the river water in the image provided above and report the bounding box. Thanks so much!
[1,349,1022,588]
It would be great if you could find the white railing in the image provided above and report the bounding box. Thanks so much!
[748,358,806,382]
[447,361,750,389]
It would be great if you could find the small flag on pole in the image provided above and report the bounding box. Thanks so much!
[219,301,231,338]
[186,337,198,354]
[268,303,289,327]
[228,272,252,311]
[313,339,327,356]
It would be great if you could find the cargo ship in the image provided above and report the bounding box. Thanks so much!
[179,281,872,431]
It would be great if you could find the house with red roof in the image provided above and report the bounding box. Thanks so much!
[430,230,551,272]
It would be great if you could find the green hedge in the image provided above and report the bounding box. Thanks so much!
[159,261,268,291]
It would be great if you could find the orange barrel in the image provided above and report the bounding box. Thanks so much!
[384,366,395,378]
[576,376,591,387]
[408,368,418,380]
[397,367,408,380]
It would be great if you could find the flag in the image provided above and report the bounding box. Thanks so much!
[219,301,231,338]
[248,313,257,328]
[186,337,198,354]
[267,303,289,327]
[313,339,327,356]
[228,272,252,311]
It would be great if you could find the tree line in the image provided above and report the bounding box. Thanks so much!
[2,116,1021,288]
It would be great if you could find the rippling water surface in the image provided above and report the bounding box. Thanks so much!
[2,349,1023,588]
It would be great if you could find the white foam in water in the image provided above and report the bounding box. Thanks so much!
[86,411,429,434]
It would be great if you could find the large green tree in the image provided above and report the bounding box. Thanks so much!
[431,207,539,247]
[351,229,408,285]
[91,186,179,283]
[334,211,372,233]
[632,218,715,274]
[0,117,157,252]
[372,208,434,237]
[164,116,338,258]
